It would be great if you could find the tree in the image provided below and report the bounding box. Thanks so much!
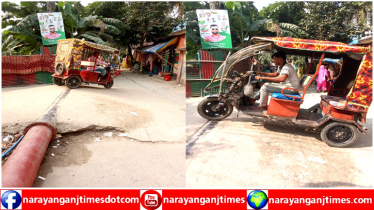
[2,1,47,55]
[2,1,122,55]
[185,1,210,60]
[186,1,307,60]
[299,1,372,43]
[259,2,305,25]
[84,2,184,63]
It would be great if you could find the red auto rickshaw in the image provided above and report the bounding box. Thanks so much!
[198,37,372,147]
[52,39,121,89]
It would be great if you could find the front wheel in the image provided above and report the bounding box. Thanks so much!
[197,97,233,121]
[104,80,114,89]
[320,122,359,147]
[66,76,82,89]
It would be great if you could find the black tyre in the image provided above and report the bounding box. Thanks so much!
[66,76,82,89]
[55,62,66,76]
[104,80,114,89]
[52,77,65,86]
[197,97,233,121]
[320,122,359,148]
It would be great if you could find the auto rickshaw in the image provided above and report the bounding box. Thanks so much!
[198,37,372,148]
[52,39,121,89]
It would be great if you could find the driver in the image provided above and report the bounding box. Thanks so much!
[87,55,109,81]
[252,51,300,110]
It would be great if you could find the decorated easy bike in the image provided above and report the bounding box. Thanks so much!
[52,39,121,89]
[198,37,372,147]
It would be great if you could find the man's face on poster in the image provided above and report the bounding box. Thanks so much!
[210,26,219,35]
[49,26,56,33]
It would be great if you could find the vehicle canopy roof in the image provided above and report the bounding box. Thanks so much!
[55,39,119,71]
[209,37,372,108]
[57,39,119,53]
[251,37,371,60]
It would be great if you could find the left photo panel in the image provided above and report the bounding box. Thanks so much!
[1,1,186,188]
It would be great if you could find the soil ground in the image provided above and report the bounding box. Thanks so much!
[2,69,186,187]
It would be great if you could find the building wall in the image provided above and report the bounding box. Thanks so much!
[174,50,186,85]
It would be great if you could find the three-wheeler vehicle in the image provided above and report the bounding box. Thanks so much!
[198,37,372,147]
[52,39,121,89]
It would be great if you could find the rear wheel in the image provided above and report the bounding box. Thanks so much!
[320,122,359,147]
[197,97,233,121]
[52,77,65,86]
[66,76,82,89]
[104,80,114,89]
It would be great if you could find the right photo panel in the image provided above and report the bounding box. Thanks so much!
[186,1,373,188]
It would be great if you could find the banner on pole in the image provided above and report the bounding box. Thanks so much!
[37,12,66,46]
[196,9,232,49]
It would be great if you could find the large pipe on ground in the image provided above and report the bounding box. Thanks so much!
[2,89,70,187]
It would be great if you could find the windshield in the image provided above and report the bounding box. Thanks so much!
[204,43,272,92]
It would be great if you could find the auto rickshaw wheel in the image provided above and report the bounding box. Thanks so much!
[55,62,66,76]
[52,77,65,86]
[197,97,233,121]
[320,122,359,148]
[66,76,82,89]
[104,80,114,89]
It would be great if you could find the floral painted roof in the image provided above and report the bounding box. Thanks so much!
[58,39,119,53]
[251,37,371,54]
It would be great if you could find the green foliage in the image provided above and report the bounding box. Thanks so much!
[2,1,123,54]
[299,1,372,43]
[278,23,309,38]
[186,1,273,58]
[83,1,183,61]
[185,2,210,60]
[259,2,305,25]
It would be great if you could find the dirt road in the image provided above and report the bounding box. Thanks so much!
[2,70,186,187]
[186,86,373,188]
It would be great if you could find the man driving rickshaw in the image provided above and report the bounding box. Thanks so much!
[198,37,372,148]
[52,39,121,89]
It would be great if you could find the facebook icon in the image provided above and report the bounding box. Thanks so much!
[1,190,22,209]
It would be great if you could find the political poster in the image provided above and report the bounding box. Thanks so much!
[37,12,66,45]
[196,9,232,49]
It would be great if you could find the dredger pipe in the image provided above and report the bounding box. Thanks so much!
[2,125,53,187]
[2,88,70,187]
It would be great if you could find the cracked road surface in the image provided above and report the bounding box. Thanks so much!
[186,86,373,188]
[2,70,185,187]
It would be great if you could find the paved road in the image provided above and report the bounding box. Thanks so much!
[2,70,186,187]
[186,85,373,188]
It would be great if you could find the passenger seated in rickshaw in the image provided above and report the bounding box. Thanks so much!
[252,51,300,110]
[87,55,109,81]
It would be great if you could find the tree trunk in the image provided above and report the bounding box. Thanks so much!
[46,2,56,12]
[127,43,134,65]
[140,32,146,49]
[209,2,220,9]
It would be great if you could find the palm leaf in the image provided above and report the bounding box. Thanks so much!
[247,19,273,32]
[278,23,309,38]
[63,3,78,28]
[99,32,114,41]
[102,18,122,27]
[104,25,121,35]
[2,31,40,45]
[79,33,107,45]
[1,2,22,14]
